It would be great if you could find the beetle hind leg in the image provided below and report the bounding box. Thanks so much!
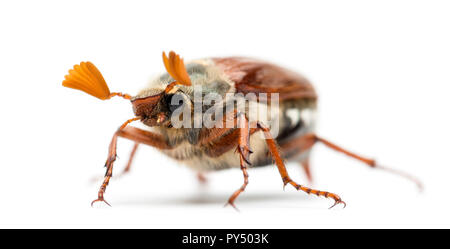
[281,133,423,190]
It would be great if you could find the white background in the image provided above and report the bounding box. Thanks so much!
[0,0,449,228]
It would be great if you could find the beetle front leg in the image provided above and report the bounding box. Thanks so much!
[91,127,121,207]
[89,142,139,184]
[257,122,346,209]
[91,122,172,207]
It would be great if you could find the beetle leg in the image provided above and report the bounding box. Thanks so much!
[280,133,423,190]
[300,158,313,184]
[116,143,139,178]
[91,142,140,183]
[196,172,208,185]
[91,124,172,207]
[225,113,251,211]
[91,128,120,207]
[257,123,346,209]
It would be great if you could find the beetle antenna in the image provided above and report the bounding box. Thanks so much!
[162,51,192,88]
[108,92,132,100]
[62,61,131,101]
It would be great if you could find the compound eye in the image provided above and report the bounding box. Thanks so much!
[166,94,184,113]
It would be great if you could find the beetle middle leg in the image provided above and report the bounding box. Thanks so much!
[225,113,252,210]
[91,123,172,207]
[257,123,346,209]
[299,158,313,183]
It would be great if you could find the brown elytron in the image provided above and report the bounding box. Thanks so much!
[63,51,422,209]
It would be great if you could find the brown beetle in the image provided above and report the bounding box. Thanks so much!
[62,51,422,209]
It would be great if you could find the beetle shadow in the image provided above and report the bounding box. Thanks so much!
[115,191,310,207]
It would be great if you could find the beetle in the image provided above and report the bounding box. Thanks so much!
[62,51,422,209]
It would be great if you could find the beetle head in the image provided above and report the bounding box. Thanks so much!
[131,51,192,127]
[131,91,190,127]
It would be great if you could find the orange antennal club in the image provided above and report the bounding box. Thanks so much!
[62,61,131,100]
[162,51,192,87]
